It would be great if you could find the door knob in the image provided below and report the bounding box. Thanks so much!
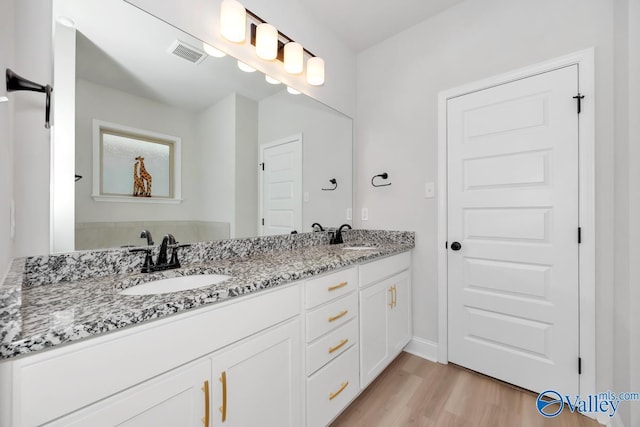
[450,241,462,251]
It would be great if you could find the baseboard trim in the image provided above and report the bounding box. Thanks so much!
[404,337,438,362]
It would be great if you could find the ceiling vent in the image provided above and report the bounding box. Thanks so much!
[167,40,207,65]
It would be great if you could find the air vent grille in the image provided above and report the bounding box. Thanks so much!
[168,40,207,65]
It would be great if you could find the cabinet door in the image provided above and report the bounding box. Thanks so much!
[359,280,391,389]
[210,318,302,427]
[48,360,211,427]
[388,270,411,356]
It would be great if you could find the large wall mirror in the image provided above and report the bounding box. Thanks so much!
[52,0,353,252]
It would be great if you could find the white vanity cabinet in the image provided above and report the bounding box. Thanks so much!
[359,252,412,389]
[3,284,302,427]
[303,267,360,427]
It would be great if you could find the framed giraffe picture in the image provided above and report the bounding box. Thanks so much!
[91,120,182,204]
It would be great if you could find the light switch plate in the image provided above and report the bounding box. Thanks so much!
[424,182,435,198]
[346,208,352,220]
[361,208,369,221]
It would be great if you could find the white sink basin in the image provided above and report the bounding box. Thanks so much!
[119,274,231,296]
[342,246,376,251]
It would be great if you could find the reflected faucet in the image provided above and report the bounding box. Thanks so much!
[311,223,324,232]
[140,229,154,246]
[331,224,352,244]
[157,234,176,266]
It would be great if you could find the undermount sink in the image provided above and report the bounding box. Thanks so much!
[342,246,376,251]
[119,274,231,296]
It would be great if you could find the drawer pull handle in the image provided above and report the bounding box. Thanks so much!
[328,310,348,322]
[328,281,348,292]
[201,380,210,426]
[329,381,349,400]
[328,339,349,354]
[393,284,397,308]
[219,371,227,422]
[388,287,394,308]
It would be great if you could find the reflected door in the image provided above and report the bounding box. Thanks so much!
[260,135,302,236]
[447,65,580,395]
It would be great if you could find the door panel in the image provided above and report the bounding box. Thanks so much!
[447,65,579,395]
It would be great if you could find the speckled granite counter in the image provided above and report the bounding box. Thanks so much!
[0,230,414,360]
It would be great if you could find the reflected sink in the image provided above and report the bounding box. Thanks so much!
[342,246,376,251]
[119,274,231,296]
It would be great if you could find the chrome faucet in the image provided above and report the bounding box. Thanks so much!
[331,224,352,244]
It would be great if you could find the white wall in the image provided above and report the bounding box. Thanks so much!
[0,0,16,277]
[234,94,258,238]
[259,91,353,231]
[12,0,52,257]
[197,93,236,233]
[355,0,615,393]
[75,79,200,223]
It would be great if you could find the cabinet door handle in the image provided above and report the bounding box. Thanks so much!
[393,285,397,308]
[388,287,394,308]
[219,371,227,422]
[328,281,348,292]
[328,310,348,322]
[329,381,349,400]
[328,338,349,354]
[201,380,210,426]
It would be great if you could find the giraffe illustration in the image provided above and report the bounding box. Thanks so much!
[132,160,145,197]
[135,156,152,197]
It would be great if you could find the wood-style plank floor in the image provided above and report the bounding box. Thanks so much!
[331,352,602,427]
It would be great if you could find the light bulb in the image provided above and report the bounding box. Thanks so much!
[237,61,256,72]
[306,57,325,86]
[265,75,281,85]
[256,23,278,60]
[220,0,246,43]
[284,42,303,74]
[287,87,301,95]
[202,42,226,58]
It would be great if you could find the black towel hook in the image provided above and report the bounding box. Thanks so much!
[371,172,391,187]
[6,68,53,129]
[322,178,338,191]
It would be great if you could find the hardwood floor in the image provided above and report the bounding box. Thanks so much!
[331,352,602,427]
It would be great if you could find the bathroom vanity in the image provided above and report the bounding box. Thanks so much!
[0,231,413,427]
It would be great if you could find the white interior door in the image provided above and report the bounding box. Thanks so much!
[447,65,580,395]
[260,135,302,236]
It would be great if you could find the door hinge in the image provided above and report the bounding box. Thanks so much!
[573,93,585,114]
[578,227,582,244]
[261,218,265,226]
[259,162,264,171]
[578,357,582,375]
[445,241,448,249]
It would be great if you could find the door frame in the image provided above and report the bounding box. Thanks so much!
[258,133,303,236]
[436,49,596,398]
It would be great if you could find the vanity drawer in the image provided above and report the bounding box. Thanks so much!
[305,267,358,309]
[306,292,358,343]
[306,345,359,427]
[359,251,411,288]
[306,319,358,376]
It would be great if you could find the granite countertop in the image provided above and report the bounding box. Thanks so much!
[0,233,413,360]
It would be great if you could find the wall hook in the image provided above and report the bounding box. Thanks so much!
[6,68,53,129]
[322,178,338,191]
[371,173,391,187]
[75,174,83,182]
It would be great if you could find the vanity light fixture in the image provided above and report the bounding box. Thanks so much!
[237,60,256,73]
[265,75,281,85]
[287,87,301,95]
[202,42,226,58]
[220,0,247,43]
[219,1,326,86]
[255,23,278,60]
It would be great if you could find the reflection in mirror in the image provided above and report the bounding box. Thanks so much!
[53,0,353,252]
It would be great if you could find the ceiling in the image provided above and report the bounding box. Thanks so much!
[298,0,465,52]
